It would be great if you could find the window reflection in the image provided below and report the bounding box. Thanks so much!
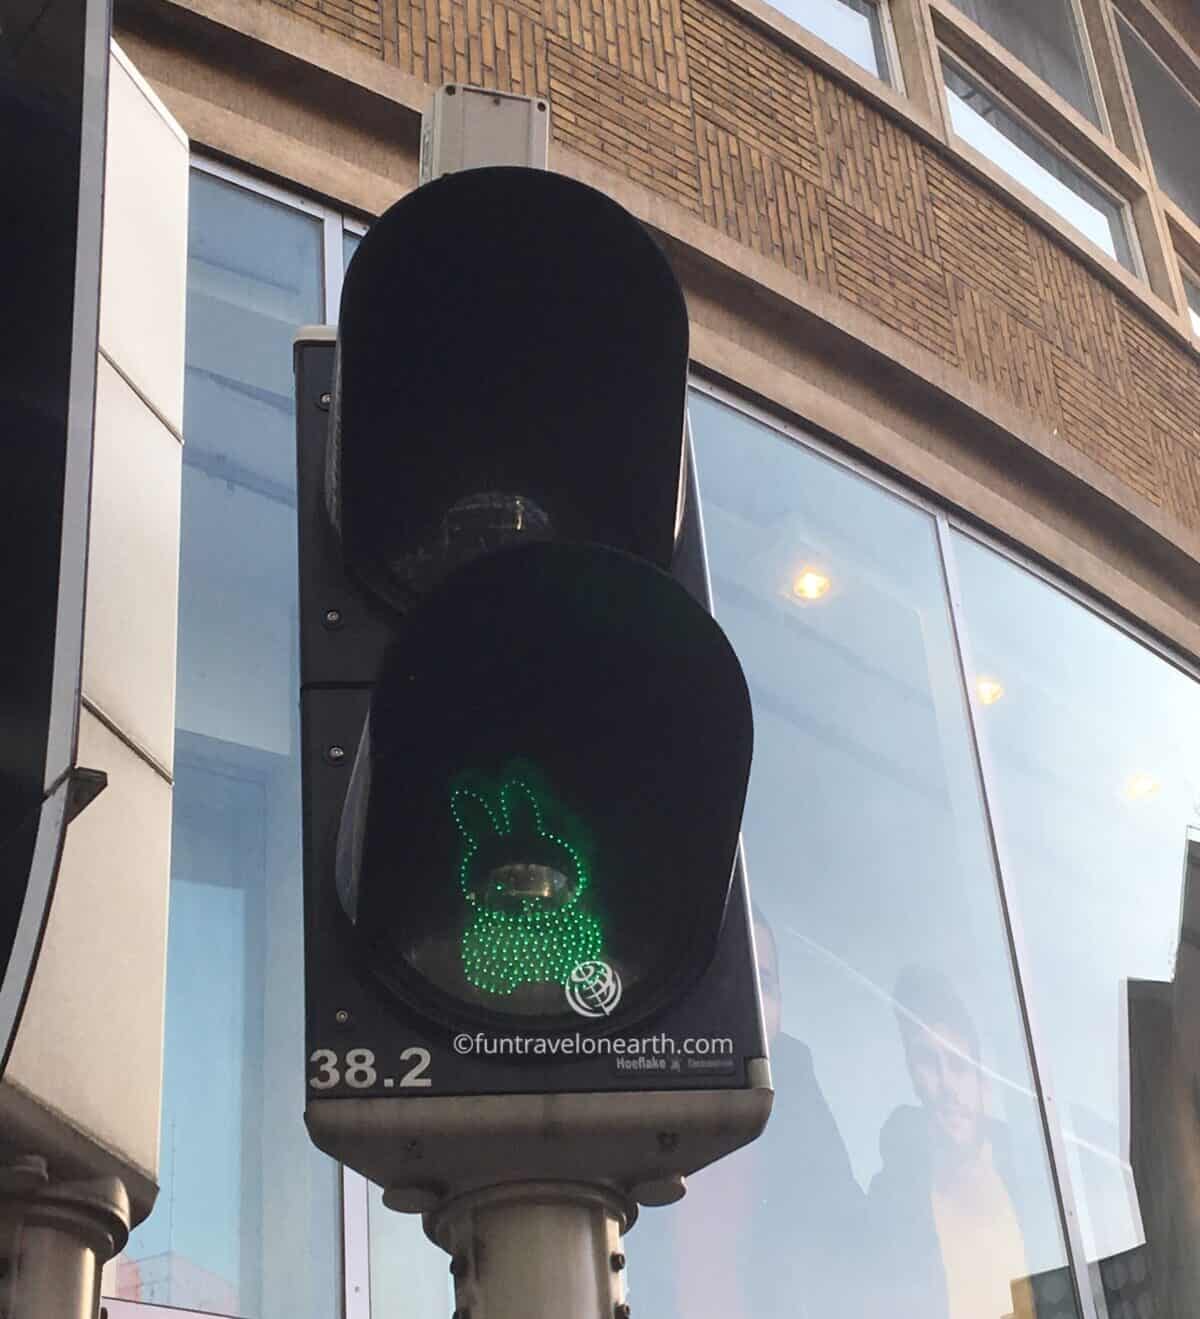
[632,395,1076,1319]
[942,60,1134,271]
[954,530,1200,1316]
[117,170,340,1316]
[946,0,1099,125]
[878,966,1046,1319]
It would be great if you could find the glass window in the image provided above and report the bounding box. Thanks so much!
[630,394,1078,1319]
[943,60,1135,271]
[1185,271,1200,337]
[946,0,1099,125]
[366,1183,454,1315]
[953,532,1200,1315]
[115,169,341,1315]
[775,0,890,82]
[1119,15,1200,229]
[344,228,363,269]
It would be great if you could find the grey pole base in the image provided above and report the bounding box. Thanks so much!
[427,1182,633,1319]
[0,1158,130,1319]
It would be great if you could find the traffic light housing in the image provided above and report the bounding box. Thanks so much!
[297,166,770,1208]
[338,538,751,1035]
[327,165,687,612]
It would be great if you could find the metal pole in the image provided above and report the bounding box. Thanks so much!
[0,1162,129,1319]
[427,1182,633,1319]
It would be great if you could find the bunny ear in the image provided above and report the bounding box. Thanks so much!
[450,786,501,847]
[500,778,544,839]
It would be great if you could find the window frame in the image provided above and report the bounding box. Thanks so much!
[343,1165,371,1319]
[1111,0,1200,106]
[193,156,368,325]
[104,1303,196,1319]
[869,0,905,86]
[692,368,1200,1318]
[933,0,1109,134]
[790,0,903,88]
[937,49,1144,277]
[687,372,1200,1319]
[928,0,1117,144]
[1182,263,1200,340]
[332,218,370,322]
[717,0,906,98]
[918,0,1200,327]
[1114,8,1200,230]
[689,381,1093,1318]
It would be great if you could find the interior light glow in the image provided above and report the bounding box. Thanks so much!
[792,568,831,601]
[976,677,1005,706]
[1124,773,1161,802]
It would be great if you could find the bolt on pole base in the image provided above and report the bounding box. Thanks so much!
[0,1158,130,1319]
[426,1182,634,1319]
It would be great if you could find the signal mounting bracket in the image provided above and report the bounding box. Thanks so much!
[420,84,550,183]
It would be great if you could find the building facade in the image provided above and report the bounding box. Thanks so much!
[96,0,1200,1315]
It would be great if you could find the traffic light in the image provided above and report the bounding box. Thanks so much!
[296,166,770,1216]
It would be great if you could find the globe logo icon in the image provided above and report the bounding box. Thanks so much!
[565,959,622,1017]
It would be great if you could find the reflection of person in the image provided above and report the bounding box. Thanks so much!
[632,908,866,1318]
[867,966,1028,1319]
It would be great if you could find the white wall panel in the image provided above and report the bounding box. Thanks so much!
[4,708,172,1189]
[84,356,181,770]
[98,44,188,435]
[0,44,187,1230]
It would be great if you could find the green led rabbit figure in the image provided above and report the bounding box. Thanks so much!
[450,773,603,996]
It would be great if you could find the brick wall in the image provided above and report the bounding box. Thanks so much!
[265,0,1200,533]
[271,0,384,51]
